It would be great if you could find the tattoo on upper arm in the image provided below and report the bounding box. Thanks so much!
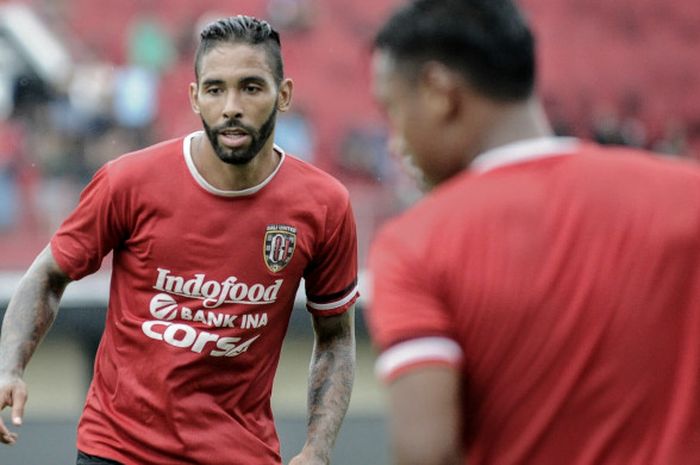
[0,246,71,374]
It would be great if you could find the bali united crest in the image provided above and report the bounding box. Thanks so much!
[264,224,297,272]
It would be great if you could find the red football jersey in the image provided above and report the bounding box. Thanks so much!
[51,133,359,465]
[369,138,700,465]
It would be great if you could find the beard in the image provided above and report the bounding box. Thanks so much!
[201,106,277,165]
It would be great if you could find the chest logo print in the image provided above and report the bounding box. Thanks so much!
[264,224,297,273]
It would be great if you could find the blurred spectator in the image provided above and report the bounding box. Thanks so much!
[619,116,648,148]
[339,125,391,181]
[274,108,315,162]
[592,103,626,146]
[12,76,53,119]
[82,126,134,175]
[126,7,176,74]
[112,65,158,146]
[23,103,83,233]
[653,120,689,156]
[115,5,177,148]
[267,0,316,32]
[0,167,17,232]
[0,121,22,232]
[68,60,115,132]
[0,36,21,120]
[618,93,648,148]
[543,95,574,137]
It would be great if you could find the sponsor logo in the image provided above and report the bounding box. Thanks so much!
[142,293,268,357]
[264,224,297,273]
[143,268,276,357]
[149,293,179,320]
[141,320,260,357]
[153,268,283,309]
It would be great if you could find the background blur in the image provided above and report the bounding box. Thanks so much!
[0,0,698,464]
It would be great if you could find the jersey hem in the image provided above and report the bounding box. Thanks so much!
[76,443,130,465]
[50,238,81,281]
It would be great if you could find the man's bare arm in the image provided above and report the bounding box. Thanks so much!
[0,246,71,444]
[387,366,462,465]
[289,306,356,465]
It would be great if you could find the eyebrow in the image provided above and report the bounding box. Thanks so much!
[240,76,268,87]
[201,78,225,88]
[201,76,270,88]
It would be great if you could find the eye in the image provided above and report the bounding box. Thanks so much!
[206,87,223,95]
[243,84,262,94]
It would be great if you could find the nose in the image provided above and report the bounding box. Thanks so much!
[222,91,243,120]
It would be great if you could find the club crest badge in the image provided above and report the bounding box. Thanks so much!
[264,224,297,272]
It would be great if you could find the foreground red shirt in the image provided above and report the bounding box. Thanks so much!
[51,133,358,465]
[369,138,700,465]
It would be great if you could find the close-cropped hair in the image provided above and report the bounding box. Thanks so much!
[374,0,535,102]
[194,15,284,84]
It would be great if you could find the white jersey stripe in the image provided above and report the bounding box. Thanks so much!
[307,285,360,311]
[375,337,463,380]
[470,137,579,174]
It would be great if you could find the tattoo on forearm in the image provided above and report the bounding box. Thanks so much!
[308,352,335,421]
[304,314,356,462]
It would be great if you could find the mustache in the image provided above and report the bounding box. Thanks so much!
[211,120,258,136]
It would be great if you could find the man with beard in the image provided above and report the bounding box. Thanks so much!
[0,16,358,465]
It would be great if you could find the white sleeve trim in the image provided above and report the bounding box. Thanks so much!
[375,337,463,380]
[307,285,360,311]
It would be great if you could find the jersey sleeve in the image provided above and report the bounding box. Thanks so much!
[303,197,359,317]
[367,222,463,383]
[50,163,128,280]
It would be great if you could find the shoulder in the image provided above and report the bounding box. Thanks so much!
[553,144,700,195]
[569,142,700,173]
[374,180,464,255]
[280,152,351,208]
[100,136,185,186]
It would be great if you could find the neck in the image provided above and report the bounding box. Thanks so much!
[476,98,553,158]
[191,132,280,191]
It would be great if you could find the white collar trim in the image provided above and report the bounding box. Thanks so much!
[183,131,286,197]
[470,137,580,174]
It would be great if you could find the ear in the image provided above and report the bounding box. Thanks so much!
[277,78,294,112]
[189,82,201,114]
[418,62,461,121]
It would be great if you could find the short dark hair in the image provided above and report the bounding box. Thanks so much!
[194,15,284,85]
[374,0,535,102]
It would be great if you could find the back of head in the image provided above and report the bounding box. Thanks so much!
[194,15,284,84]
[374,0,535,102]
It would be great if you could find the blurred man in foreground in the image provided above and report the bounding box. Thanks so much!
[0,15,357,465]
[368,1,700,464]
